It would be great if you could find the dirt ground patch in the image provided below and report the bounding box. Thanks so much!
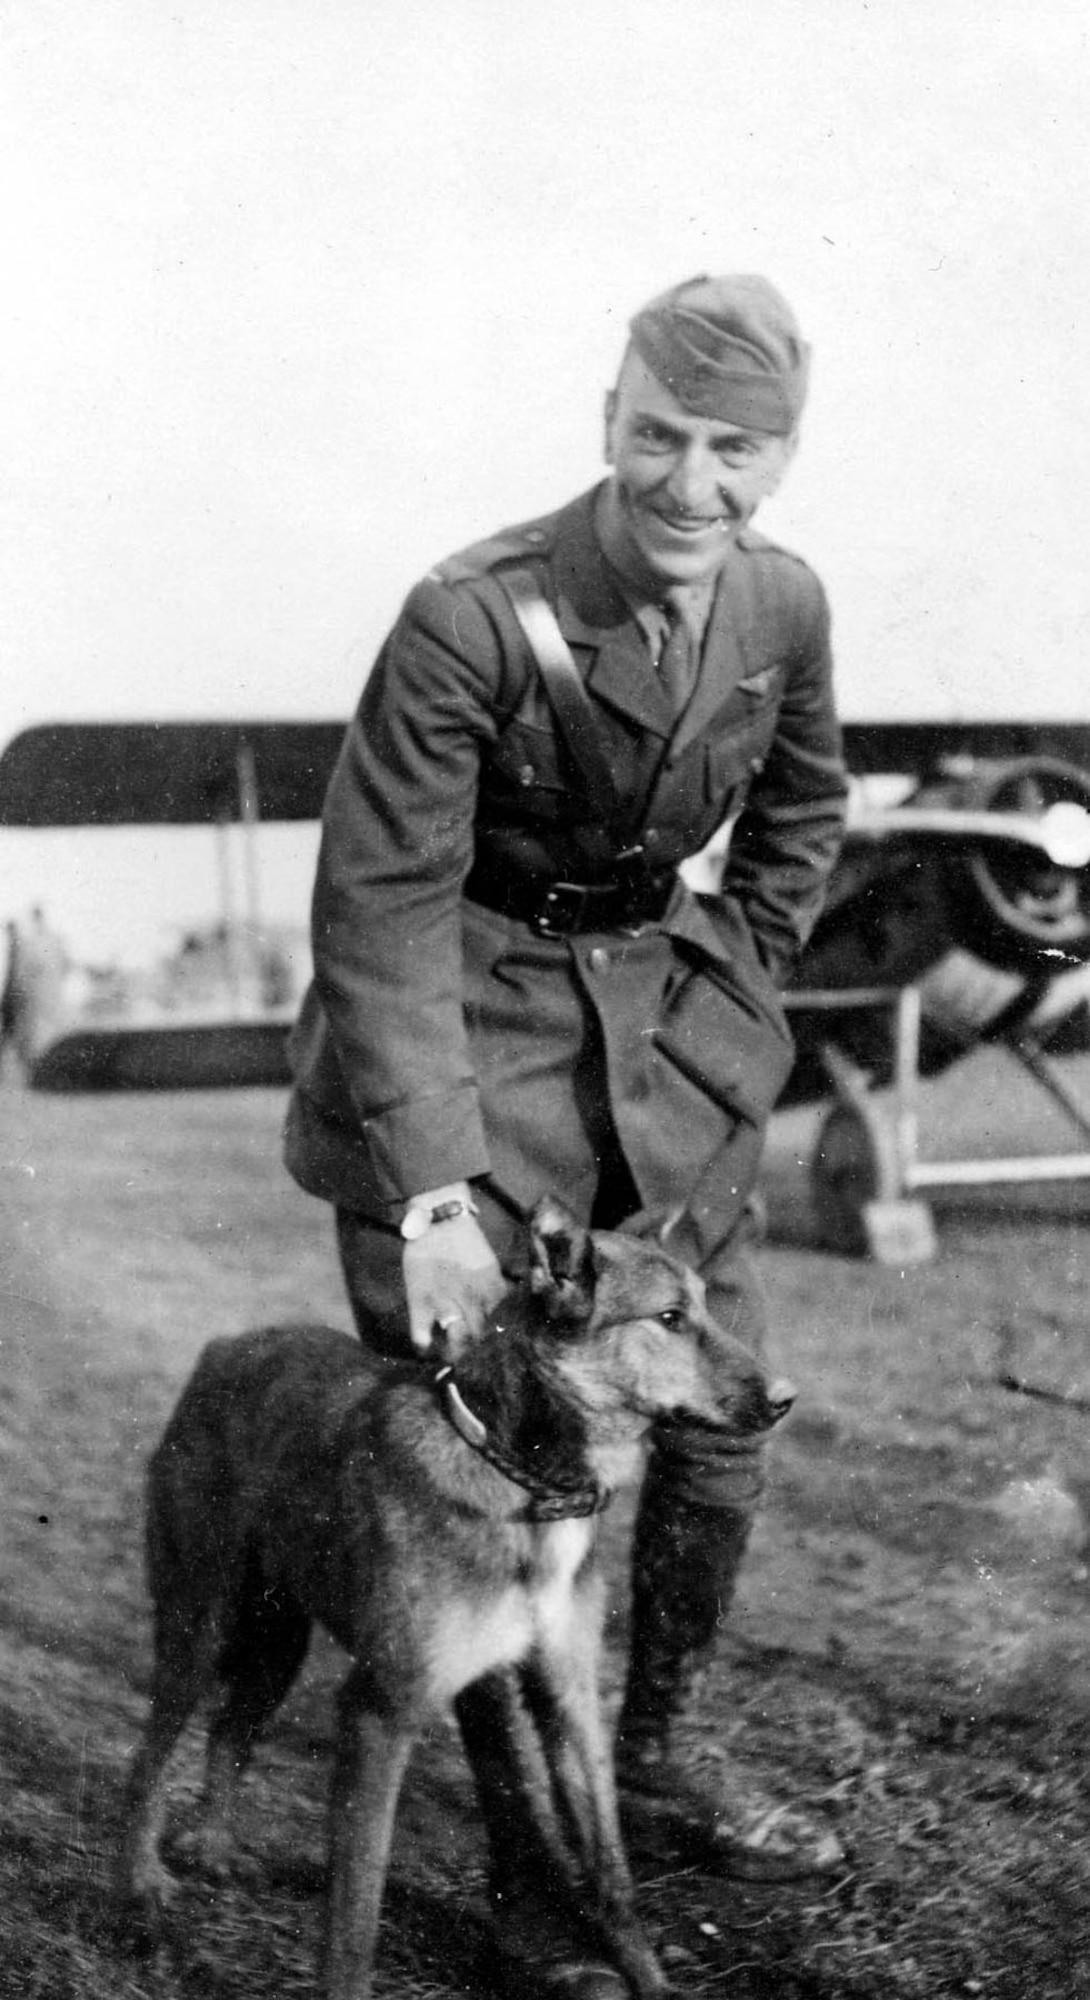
[2,1050,1089,1998]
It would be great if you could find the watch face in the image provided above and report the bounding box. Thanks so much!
[400,1206,430,1241]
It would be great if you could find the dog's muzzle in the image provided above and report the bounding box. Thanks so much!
[697,1376,797,1438]
[764,1377,796,1425]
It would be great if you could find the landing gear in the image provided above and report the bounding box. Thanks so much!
[809,1028,936,1265]
[811,1099,898,1257]
[794,976,1090,1264]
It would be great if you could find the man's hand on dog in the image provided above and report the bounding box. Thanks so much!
[402,1185,506,1353]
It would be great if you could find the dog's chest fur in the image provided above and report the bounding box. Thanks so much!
[423,1514,599,1704]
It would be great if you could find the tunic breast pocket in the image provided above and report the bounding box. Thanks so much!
[485,719,569,815]
[704,666,785,809]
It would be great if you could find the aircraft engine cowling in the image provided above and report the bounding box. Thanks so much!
[935,755,1090,972]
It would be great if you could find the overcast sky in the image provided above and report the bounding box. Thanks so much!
[4,0,1090,960]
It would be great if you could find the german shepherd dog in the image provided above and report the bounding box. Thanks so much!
[118,1197,795,1999]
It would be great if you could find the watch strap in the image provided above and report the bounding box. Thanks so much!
[400,1195,481,1242]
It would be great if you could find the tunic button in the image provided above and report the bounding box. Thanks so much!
[588,947,610,973]
[644,826,660,846]
[518,762,536,786]
[750,755,765,774]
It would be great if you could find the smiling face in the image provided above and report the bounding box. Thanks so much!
[600,347,797,591]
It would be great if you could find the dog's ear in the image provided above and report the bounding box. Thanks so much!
[655,1204,687,1248]
[527,1195,596,1325]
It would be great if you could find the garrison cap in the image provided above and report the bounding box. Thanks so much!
[627,274,810,435]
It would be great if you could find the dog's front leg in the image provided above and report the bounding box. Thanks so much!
[323,1666,416,2000]
[536,1581,667,2000]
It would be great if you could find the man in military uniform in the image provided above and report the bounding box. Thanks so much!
[286,274,848,1999]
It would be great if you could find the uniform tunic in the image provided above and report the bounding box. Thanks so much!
[285,483,847,1334]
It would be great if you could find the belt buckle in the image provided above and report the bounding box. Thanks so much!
[534,881,588,937]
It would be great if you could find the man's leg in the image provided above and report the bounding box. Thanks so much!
[614,1227,840,1878]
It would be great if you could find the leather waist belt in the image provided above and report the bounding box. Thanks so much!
[464,855,677,936]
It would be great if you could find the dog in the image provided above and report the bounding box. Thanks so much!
[118,1195,795,1999]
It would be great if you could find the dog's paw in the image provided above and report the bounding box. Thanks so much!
[116,1854,179,1948]
[618,1944,670,2000]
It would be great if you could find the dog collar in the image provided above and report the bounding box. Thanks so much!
[432,1364,607,1522]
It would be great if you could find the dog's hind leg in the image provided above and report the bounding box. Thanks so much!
[193,1569,312,1877]
[117,1583,222,1920]
[323,1665,417,2000]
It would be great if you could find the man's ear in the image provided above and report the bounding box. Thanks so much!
[764,429,798,499]
[528,1195,596,1324]
[602,387,618,466]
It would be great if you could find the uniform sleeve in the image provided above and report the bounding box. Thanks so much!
[310,575,507,1200]
[719,569,848,985]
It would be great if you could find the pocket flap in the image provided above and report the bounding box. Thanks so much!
[653,963,795,1124]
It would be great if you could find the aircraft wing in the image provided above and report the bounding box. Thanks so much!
[5,716,1090,827]
[841,719,1090,775]
[0,720,347,826]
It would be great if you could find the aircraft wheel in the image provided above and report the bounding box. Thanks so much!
[810,1101,900,1255]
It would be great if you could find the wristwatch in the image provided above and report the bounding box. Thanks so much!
[399,1195,480,1242]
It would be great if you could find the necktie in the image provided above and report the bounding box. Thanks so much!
[656,595,700,716]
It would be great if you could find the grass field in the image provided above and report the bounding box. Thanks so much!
[2,1052,1089,1998]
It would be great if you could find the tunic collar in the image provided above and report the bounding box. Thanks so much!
[544,486,755,746]
[592,485,717,661]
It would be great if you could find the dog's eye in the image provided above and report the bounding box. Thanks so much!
[656,1308,685,1331]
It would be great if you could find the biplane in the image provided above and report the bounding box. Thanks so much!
[3,716,1090,1258]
